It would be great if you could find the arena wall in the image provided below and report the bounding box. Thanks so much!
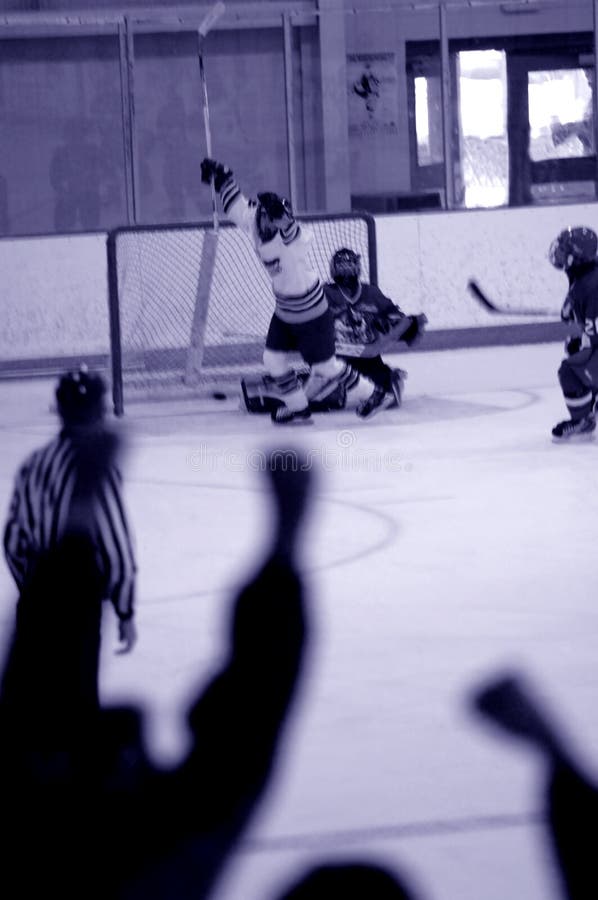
[2,200,593,375]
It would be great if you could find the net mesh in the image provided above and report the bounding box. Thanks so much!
[109,214,375,408]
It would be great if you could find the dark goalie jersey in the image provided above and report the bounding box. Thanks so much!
[324,282,406,357]
[563,262,598,347]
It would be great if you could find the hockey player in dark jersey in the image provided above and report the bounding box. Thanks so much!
[200,158,357,424]
[3,366,137,652]
[325,248,426,419]
[549,226,598,440]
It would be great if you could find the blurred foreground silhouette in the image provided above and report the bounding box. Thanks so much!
[0,440,313,900]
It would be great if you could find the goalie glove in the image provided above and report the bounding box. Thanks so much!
[200,158,233,192]
[401,313,428,346]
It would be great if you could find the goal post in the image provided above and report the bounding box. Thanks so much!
[184,229,218,387]
[106,212,378,415]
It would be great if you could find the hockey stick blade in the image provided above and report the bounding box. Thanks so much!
[467,279,558,318]
[198,1,225,37]
[467,279,499,312]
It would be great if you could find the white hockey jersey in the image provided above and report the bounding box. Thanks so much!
[220,178,327,325]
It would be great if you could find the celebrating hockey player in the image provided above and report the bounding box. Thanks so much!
[549,226,598,440]
[200,158,357,424]
[325,248,426,419]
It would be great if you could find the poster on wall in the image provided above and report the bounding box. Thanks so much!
[347,53,399,139]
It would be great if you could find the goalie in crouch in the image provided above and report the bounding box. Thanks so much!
[200,159,357,424]
[325,248,427,419]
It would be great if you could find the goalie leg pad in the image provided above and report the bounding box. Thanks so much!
[272,370,310,413]
[241,375,284,414]
[305,361,359,403]
[309,384,347,412]
[241,370,315,414]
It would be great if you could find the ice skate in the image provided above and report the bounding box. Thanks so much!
[271,405,312,425]
[551,414,596,441]
[356,385,398,420]
[390,368,407,408]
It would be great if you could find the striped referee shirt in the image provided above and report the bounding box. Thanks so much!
[3,431,136,620]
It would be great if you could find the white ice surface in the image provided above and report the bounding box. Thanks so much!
[1,342,597,900]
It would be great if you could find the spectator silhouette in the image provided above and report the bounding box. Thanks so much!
[157,85,199,221]
[0,444,313,899]
[471,672,598,900]
[50,117,106,231]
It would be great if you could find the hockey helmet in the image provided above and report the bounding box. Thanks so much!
[256,192,293,242]
[549,226,598,270]
[56,365,107,426]
[331,247,361,282]
[331,247,361,296]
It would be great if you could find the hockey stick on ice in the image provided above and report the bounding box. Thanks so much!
[467,279,559,318]
[185,1,226,388]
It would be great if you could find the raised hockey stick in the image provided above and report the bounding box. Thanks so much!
[198,1,225,232]
[467,279,560,318]
[185,1,226,388]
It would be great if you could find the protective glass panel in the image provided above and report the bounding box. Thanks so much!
[529,68,594,161]
[133,27,288,225]
[415,75,444,166]
[458,49,508,208]
[289,21,324,213]
[0,35,126,237]
[132,32,205,225]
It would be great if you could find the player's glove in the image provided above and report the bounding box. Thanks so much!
[200,158,233,192]
[401,313,428,346]
[565,333,591,356]
[200,157,217,183]
[560,297,575,322]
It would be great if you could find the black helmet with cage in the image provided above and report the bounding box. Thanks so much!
[330,247,361,296]
[56,365,107,426]
[549,226,598,271]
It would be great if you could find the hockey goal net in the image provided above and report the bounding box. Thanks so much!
[107,212,377,414]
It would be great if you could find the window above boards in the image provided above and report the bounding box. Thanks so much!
[405,32,597,211]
